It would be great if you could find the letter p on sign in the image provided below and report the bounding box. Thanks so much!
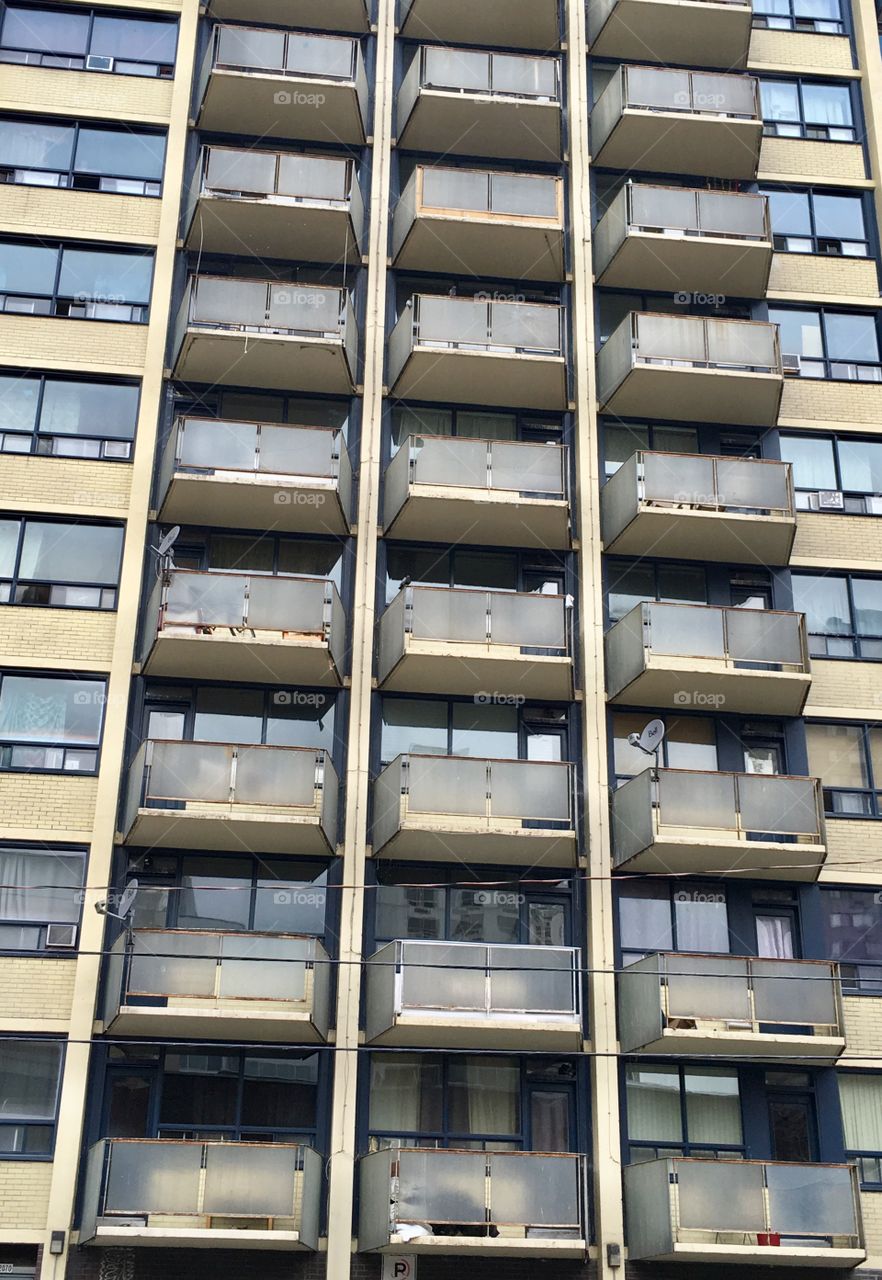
[382,1258,415,1280]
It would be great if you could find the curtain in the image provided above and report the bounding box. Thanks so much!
[0,850,83,923]
[370,1057,423,1133]
[0,1041,62,1119]
[685,1070,742,1145]
[756,916,794,959]
[839,1075,882,1150]
[625,1067,682,1143]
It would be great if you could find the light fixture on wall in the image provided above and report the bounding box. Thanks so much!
[49,1233,65,1256]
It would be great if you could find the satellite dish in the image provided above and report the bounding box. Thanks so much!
[116,879,139,921]
[156,526,180,557]
[628,718,666,756]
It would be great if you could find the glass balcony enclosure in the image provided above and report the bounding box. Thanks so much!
[592,67,762,178]
[80,1139,322,1249]
[611,767,826,879]
[597,313,783,426]
[606,601,811,715]
[383,434,570,549]
[388,295,567,410]
[601,450,796,564]
[588,0,752,69]
[624,1157,864,1266]
[594,182,772,295]
[398,0,560,50]
[157,417,352,536]
[122,740,338,856]
[359,1148,587,1255]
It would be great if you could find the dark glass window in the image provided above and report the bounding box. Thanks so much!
[0,5,177,77]
[0,372,138,459]
[770,307,881,381]
[0,673,105,772]
[0,239,154,322]
[821,889,882,991]
[760,78,855,141]
[0,116,165,194]
[0,1039,63,1155]
[793,573,882,658]
[0,517,123,608]
[761,187,868,256]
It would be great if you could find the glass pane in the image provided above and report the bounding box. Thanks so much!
[0,675,104,744]
[450,889,519,943]
[381,698,447,760]
[769,308,823,360]
[91,15,177,63]
[176,858,251,931]
[0,375,39,434]
[802,82,852,127]
[241,1054,317,1128]
[76,128,165,181]
[58,250,153,306]
[853,579,882,636]
[0,119,74,170]
[625,1065,682,1142]
[2,7,89,54]
[448,1057,519,1135]
[760,80,800,122]
[764,189,811,236]
[685,1069,742,1144]
[839,439,882,493]
[778,435,836,489]
[452,702,518,759]
[825,312,879,363]
[0,848,84,924]
[160,1053,238,1126]
[40,379,139,439]
[814,193,866,242]
[0,242,58,295]
[806,722,868,789]
[193,686,263,744]
[674,889,729,952]
[370,1054,442,1132]
[19,522,122,585]
[618,884,674,952]
[0,1040,62,1118]
[792,574,851,635]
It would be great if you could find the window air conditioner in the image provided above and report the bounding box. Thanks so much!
[45,923,78,949]
[86,55,114,72]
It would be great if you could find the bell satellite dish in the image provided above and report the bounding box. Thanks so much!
[628,718,666,756]
[157,526,180,557]
[95,878,138,921]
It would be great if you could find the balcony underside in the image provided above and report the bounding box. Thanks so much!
[590,0,752,68]
[89,1225,311,1251]
[173,331,354,394]
[398,94,562,162]
[158,474,350,536]
[395,216,565,282]
[614,833,825,880]
[207,0,369,30]
[105,1004,325,1043]
[595,232,772,297]
[628,1027,844,1061]
[389,349,567,410]
[607,663,811,715]
[385,487,570,550]
[141,633,341,687]
[604,508,796,566]
[379,646,574,701]
[199,72,365,144]
[367,1012,583,1050]
[185,197,361,264]
[593,113,762,178]
[373,822,578,867]
[639,1243,865,1269]
[399,0,560,49]
[124,809,333,856]
[600,366,783,426]
[375,1236,588,1259]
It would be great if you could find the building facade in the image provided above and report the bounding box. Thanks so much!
[1,0,882,1278]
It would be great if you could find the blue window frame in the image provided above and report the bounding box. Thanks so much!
[0,1039,64,1157]
[0,371,139,460]
[0,114,166,195]
[760,78,856,141]
[0,238,154,323]
[0,4,177,77]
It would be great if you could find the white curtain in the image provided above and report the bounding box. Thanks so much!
[839,1075,882,1150]
[625,1067,682,1142]
[369,1057,422,1133]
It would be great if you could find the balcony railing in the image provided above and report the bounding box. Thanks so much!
[103,928,330,1034]
[594,64,760,142]
[81,1139,322,1249]
[416,164,562,221]
[210,23,360,82]
[618,951,844,1054]
[391,295,564,365]
[385,434,566,515]
[178,276,356,346]
[409,45,560,101]
[612,767,826,868]
[359,1148,586,1251]
[624,1157,864,1263]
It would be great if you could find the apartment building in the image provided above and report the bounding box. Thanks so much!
[1,0,882,1277]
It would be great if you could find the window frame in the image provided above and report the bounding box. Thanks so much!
[0,113,166,196]
[0,237,155,323]
[0,843,86,953]
[0,1037,64,1159]
[808,720,882,818]
[779,431,882,512]
[0,514,124,610]
[792,571,882,659]
[0,3,177,78]
[752,0,844,34]
[769,305,882,381]
[759,185,870,257]
[624,1062,746,1163]
[0,371,139,461]
[0,670,107,775]
[760,76,857,142]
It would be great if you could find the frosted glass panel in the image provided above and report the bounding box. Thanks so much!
[715,458,790,510]
[259,425,335,476]
[105,1142,202,1214]
[218,933,308,1000]
[727,609,803,666]
[287,34,353,78]
[636,314,706,362]
[192,278,266,326]
[235,746,316,806]
[632,184,696,231]
[643,452,714,504]
[492,54,557,98]
[413,436,487,486]
[400,942,486,1009]
[647,602,725,657]
[490,1154,580,1226]
[148,742,232,803]
[490,302,560,352]
[491,173,558,217]
[491,761,570,820]
[424,47,489,91]
[766,1164,856,1236]
[411,588,487,643]
[179,418,257,471]
[164,573,244,627]
[491,442,564,494]
[248,576,326,632]
[752,959,836,1025]
[707,318,777,369]
[665,954,751,1021]
[693,72,756,117]
[658,771,736,829]
[407,756,487,815]
[489,946,575,1012]
[397,1151,486,1222]
[206,147,276,194]
[204,1145,297,1216]
[738,774,819,835]
[491,593,566,648]
[268,286,342,333]
[698,191,767,238]
[677,1160,766,1232]
[278,155,349,200]
[422,167,488,210]
[627,66,689,110]
[217,26,284,69]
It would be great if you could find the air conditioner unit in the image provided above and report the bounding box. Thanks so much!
[45,923,78,950]
[782,353,801,375]
[865,495,882,515]
[86,54,114,72]
[818,490,845,511]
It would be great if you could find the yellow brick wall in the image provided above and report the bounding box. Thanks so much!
[0,64,173,124]
[0,1161,52,1231]
[0,457,133,515]
[748,27,854,70]
[0,956,76,1023]
[779,379,882,430]
[859,1191,882,1265]
[0,774,97,836]
[842,996,882,1058]
[807,659,882,713]
[820,819,882,882]
[0,607,116,670]
[793,514,882,566]
[0,317,147,377]
[768,253,880,301]
[759,137,866,181]
[0,186,161,245]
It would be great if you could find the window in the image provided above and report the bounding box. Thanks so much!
[822,889,882,991]
[779,433,882,512]
[607,560,706,624]
[143,683,336,752]
[0,518,122,608]
[602,422,700,477]
[0,1040,63,1155]
[0,5,177,77]
[0,239,154,322]
[753,0,843,32]
[807,722,882,817]
[379,697,568,765]
[618,881,729,963]
[761,187,868,256]
[792,573,882,658]
[770,307,881,381]
[391,405,562,453]
[760,78,855,141]
[157,1051,319,1141]
[625,1065,743,1162]
[174,531,343,591]
[612,711,718,782]
[385,546,564,604]
[0,673,105,772]
[839,1074,882,1183]
[0,372,138,459]
[0,846,85,950]
[0,116,165,195]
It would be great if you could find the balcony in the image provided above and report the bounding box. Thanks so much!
[140,570,346,686]
[398,0,560,49]
[196,25,367,144]
[601,451,795,565]
[172,276,358,394]
[397,47,562,162]
[206,0,369,32]
[184,146,363,264]
[597,313,783,426]
[388,296,567,410]
[592,66,762,178]
[377,586,573,701]
[372,755,577,866]
[624,1157,864,1268]
[618,952,844,1060]
[156,418,352,537]
[611,767,826,879]
[393,166,564,281]
[365,940,581,1049]
[359,1149,587,1256]
[384,435,570,550]
[121,740,338,856]
[605,602,811,715]
[102,929,330,1043]
[588,0,751,68]
[593,183,772,296]
[80,1139,321,1250]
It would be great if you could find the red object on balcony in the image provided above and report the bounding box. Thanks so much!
[757,1233,781,1247]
